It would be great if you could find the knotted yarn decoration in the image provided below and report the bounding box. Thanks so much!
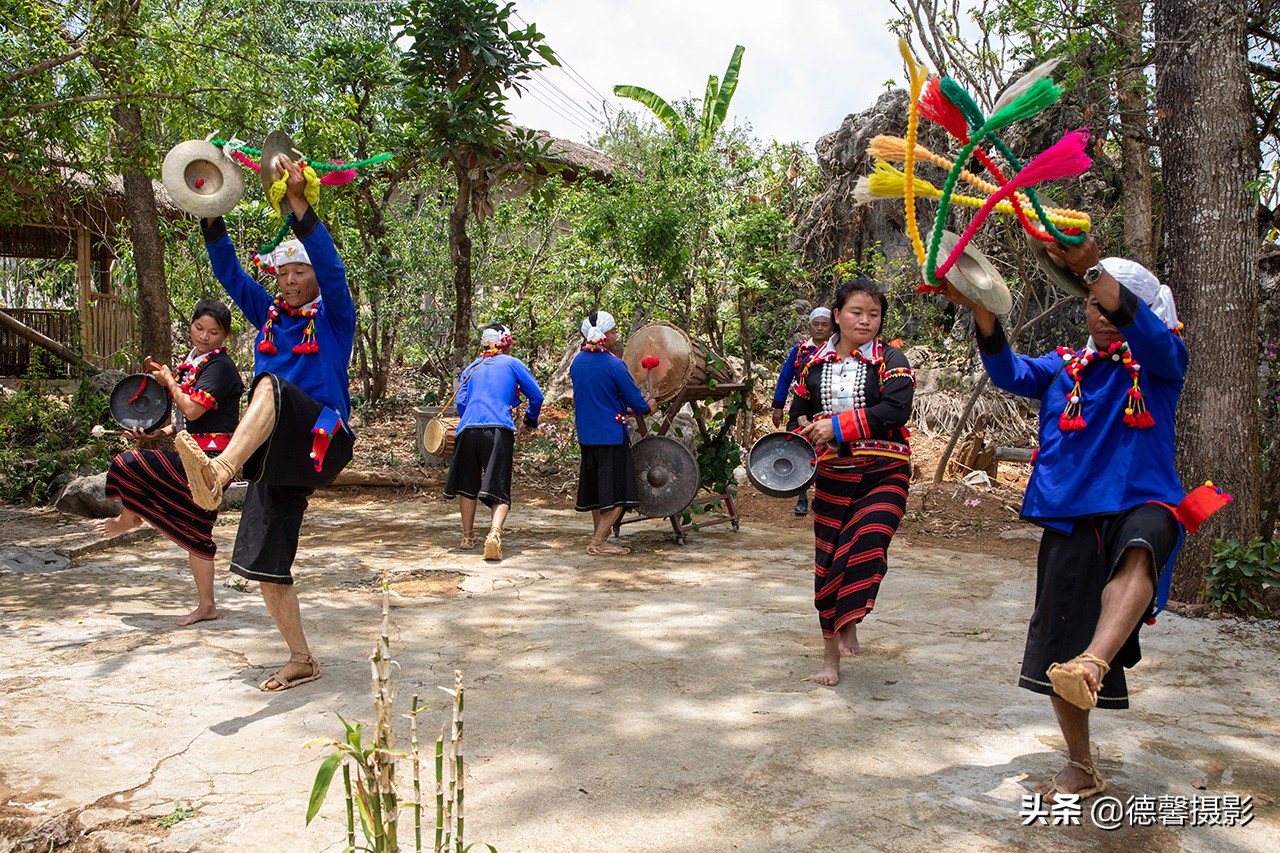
[898,39,932,268]
[860,139,1090,233]
[1056,341,1153,432]
[934,131,1092,282]
[925,77,1063,288]
[939,77,1086,247]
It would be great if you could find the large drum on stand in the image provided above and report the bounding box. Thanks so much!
[623,322,739,404]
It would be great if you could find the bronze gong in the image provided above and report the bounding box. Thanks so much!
[631,435,700,518]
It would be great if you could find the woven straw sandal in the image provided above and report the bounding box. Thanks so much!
[483,529,502,561]
[587,542,631,556]
[1047,652,1111,710]
[259,653,322,692]
[459,534,478,550]
[1042,759,1107,802]
[176,430,223,511]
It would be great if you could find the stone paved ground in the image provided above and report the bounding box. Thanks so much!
[1,495,1277,852]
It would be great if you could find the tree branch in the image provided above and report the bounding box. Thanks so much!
[2,46,87,87]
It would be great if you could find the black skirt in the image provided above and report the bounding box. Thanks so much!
[105,449,218,559]
[444,427,514,507]
[1018,503,1180,710]
[811,456,910,636]
[242,373,353,488]
[575,443,639,512]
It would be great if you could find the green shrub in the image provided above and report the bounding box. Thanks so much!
[1206,536,1280,617]
[0,366,114,504]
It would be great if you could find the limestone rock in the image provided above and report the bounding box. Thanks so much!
[54,472,122,518]
[543,343,581,406]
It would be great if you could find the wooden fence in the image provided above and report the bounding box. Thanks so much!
[0,299,137,377]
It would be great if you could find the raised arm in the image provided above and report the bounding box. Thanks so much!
[279,157,355,334]
[200,218,272,327]
[612,359,652,416]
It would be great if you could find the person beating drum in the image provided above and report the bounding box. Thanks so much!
[771,306,834,515]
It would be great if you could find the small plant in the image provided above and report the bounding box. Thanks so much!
[306,572,493,852]
[1206,536,1280,617]
[155,801,195,828]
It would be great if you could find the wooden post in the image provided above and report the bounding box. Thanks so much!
[77,220,94,359]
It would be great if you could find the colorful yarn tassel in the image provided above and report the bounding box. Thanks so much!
[934,131,1091,281]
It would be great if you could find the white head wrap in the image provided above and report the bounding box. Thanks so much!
[581,310,616,344]
[808,306,833,323]
[269,239,312,271]
[480,324,512,351]
[1099,257,1179,329]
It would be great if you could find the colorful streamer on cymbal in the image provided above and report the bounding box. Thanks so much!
[877,44,1092,292]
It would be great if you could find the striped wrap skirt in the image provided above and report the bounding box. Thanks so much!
[105,448,219,559]
[812,455,910,637]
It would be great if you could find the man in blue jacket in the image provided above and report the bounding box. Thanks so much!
[177,156,355,692]
[947,235,1187,803]
[570,311,653,555]
[444,324,544,561]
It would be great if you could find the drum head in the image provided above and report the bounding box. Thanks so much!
[109,374,172,432]
[1026,234,1089,297]
[632,435,700,518]
[935,229,1013,315]
[746,432,818,498]
[623,323,693,402]
[423,418,446,455]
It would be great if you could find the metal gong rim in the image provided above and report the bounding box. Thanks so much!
[632,435,699,518]
[109,373,172,432]
[745,432,817,498]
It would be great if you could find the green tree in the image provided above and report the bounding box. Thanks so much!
[614,45,745,153]
[398,0,558,372]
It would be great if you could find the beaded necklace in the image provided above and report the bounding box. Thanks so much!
[258,297,320,356]
[176,347,227,410]
[1056,340,1153,431]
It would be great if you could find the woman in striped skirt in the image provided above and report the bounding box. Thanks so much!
[94,300,243,626]
[791,279,915,685]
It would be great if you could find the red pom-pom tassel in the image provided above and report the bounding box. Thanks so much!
[258,341,277,355]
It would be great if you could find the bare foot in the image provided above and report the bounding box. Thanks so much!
[587,541,631,555]
[176,605,218,627]
[838,622,861,657]
[813,649,841,686]
[93,514,142,538]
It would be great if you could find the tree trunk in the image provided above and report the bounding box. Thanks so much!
[110,108,171,366]
[1155,0,1261,601]
[1117,0,1155,268]
[450,160,474,373]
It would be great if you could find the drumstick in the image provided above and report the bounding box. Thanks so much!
[640,355,660,401]
[91,425,124,438]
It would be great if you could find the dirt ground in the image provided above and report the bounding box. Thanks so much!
[2,465,1279,852]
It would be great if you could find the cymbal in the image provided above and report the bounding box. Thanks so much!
[161,139,244,218]
[1026,234,1089,297]
[934,228,1013,315]
[259,130,297,196]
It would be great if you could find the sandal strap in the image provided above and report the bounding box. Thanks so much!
[1075,653,1112,676]
[1066,759,1103,782]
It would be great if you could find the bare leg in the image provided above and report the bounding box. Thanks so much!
[459,496,478,538]
[813,634,841,686]
[177,554,218,626]
[189,379,278,491]
[94,508,143,538]
[489,502,510,532]
[1036,697,1095,799]
[591,507,625,546]
[838,620,861,656]
[1039,547,1153,796]
[258,581,317,688]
